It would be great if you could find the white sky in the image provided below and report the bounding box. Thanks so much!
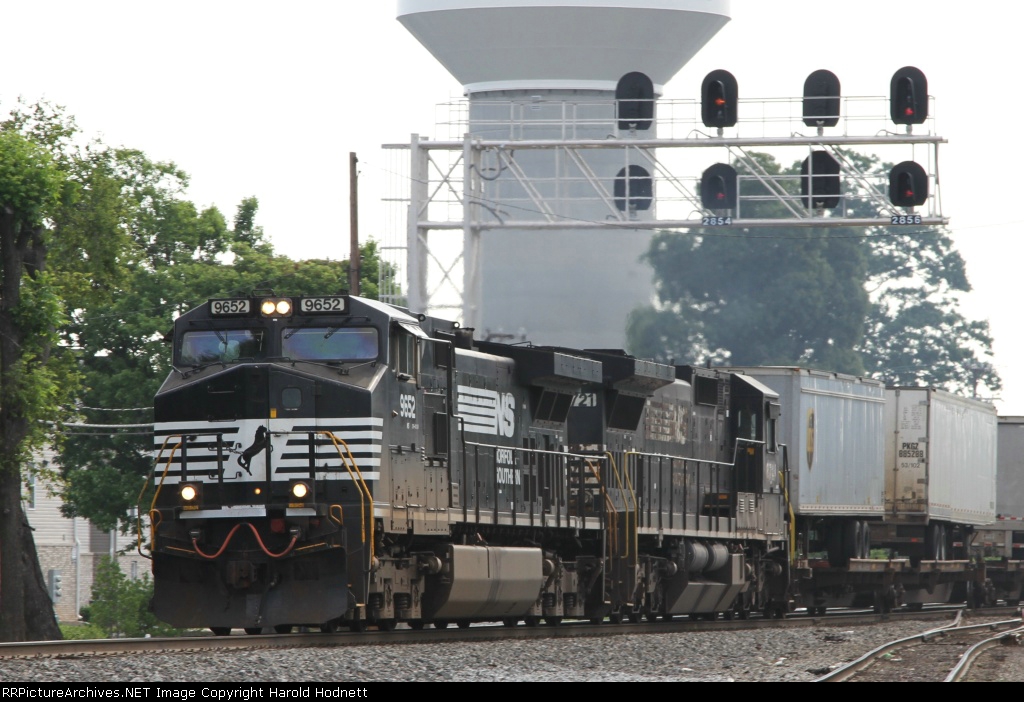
[2,1,1022,412]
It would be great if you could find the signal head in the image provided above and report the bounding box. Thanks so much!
[701,70,738,129]
[890,66,928,125]
[888,161,928,207]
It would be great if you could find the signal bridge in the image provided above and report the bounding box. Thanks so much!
[381,69,944,328]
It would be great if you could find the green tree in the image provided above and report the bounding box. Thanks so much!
[628,151,999,397]
[88,557,182,638]
[58,204,388,532]
[0,120,75,642]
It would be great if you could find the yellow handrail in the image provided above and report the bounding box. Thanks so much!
[616,451,641,563]
[139,430,376,576]
[319,431,375,569]
[137,435,185,557]
[602,454,634,564]
[585,458,618,557]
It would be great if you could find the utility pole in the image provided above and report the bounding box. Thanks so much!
[349,152,360,296]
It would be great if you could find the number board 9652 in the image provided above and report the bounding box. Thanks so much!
[299,297,347,314]
[210,299,251,316]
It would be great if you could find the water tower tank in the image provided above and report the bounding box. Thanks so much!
[398,0,731,349]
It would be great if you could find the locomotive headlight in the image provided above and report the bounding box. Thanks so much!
[260,298,293,317]
[291,481,309,499]
[179,483,202,510]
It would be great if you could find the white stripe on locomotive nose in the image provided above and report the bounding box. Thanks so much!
[153,417,384,481]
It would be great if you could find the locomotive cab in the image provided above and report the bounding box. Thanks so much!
[149,294,419,632]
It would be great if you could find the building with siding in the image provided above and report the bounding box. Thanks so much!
[24,448,148,622]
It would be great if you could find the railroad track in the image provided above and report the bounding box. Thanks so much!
[0,606,1003,662]
[816,612,1024,682]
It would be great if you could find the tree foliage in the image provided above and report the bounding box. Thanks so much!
[58,206,388,532]
[628,150,999,398]
[0,102,83,642]
[87,557,183,638]
[0,97,392,641]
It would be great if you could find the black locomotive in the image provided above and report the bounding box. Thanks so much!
[148,293,792,633]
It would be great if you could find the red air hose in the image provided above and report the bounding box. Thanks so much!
[191,522,298,560]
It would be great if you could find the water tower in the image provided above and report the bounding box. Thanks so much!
[397,0,731,349]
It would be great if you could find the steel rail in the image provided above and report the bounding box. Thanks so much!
[945,625,1024,682]
[815,613,1024,682]
[0,609,964,661]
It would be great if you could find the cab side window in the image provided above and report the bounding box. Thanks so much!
[766,402,780,454]
[392,328,418,382]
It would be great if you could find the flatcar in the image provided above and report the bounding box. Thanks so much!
[147,293,790,633]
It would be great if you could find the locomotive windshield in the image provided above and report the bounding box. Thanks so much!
[179,329,266,365]
[280,326,378,361]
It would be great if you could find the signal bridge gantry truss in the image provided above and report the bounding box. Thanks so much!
[380,92,946,321]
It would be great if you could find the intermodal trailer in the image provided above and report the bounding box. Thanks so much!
[721,367,886,565]
[878,387,997,560]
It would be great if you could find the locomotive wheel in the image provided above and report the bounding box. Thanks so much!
[378,619,398,632]
[244,627,264,635]
[273,625,293,634]
[409,621,425,631]
[502,618,518,627]
[524,616,541,627]
[434,620,450,630]
[210,627,231,636]
[544,616,563,626]
[349,621,367,633]
[627,612,642,624]
[645,612,660,623]
[608,612,623,625]
[662,613,675,622]
[320,621,343,633]
[457,620,472,629]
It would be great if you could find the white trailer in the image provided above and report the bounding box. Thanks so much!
[722,367,886,567]
[879,387,997,561]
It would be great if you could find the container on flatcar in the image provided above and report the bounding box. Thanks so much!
[975,416,1024,561]
[883,388,997,529]
[724,367,885,516]
[996,416,1024,521]
[720,367,885,568]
